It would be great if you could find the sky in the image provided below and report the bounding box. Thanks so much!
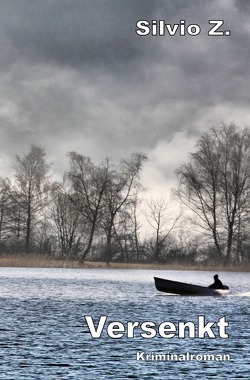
[0,0,250,199]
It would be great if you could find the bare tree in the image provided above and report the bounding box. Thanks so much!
[64,152,110,262]
[175,124,250,264]
[100,153,147,264]
[111,196,144,262]
[34,217,54,255]
[145,197,180,262]
[51,190,83,258]
[129,195,144,261]
[8,145,51,253]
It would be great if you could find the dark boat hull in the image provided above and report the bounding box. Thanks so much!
[154,277,229,296]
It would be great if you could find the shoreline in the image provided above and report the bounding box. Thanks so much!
[0,255,249,272]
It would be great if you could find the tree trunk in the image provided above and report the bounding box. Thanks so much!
[212,228,222,261]
[26,203,31,253]
[79,221,96,263]
[105,226,112,265]
[225,224,233,265]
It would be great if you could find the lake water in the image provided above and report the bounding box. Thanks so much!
[0,268,249,379]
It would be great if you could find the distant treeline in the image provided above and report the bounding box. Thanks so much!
[0,123,250,265]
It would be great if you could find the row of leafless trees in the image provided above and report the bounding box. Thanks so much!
[0,146,148,263]
[0,123,250,264]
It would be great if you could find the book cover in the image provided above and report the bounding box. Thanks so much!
[0,1,249,379]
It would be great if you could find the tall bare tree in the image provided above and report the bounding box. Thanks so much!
[65,152,110,262]
[175,124,250,264]
[100,153,147,264]
[9,145,51,253]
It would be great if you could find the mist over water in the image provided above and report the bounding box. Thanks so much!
[0,268,249,379]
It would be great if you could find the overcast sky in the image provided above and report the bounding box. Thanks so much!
[0,0,249,198]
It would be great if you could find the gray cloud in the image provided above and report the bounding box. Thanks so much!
[0,0,157,70]
[0,0,249,193]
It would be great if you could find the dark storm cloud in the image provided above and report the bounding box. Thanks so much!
[0,0,158,71]
[0,0,250,192]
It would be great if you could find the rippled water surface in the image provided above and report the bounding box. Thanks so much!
[0,268,249,379]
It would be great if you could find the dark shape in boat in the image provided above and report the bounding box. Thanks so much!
[208,274,224,289]
[154,277,229,296]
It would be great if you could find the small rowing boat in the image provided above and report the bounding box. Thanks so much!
[154,277,229,296]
